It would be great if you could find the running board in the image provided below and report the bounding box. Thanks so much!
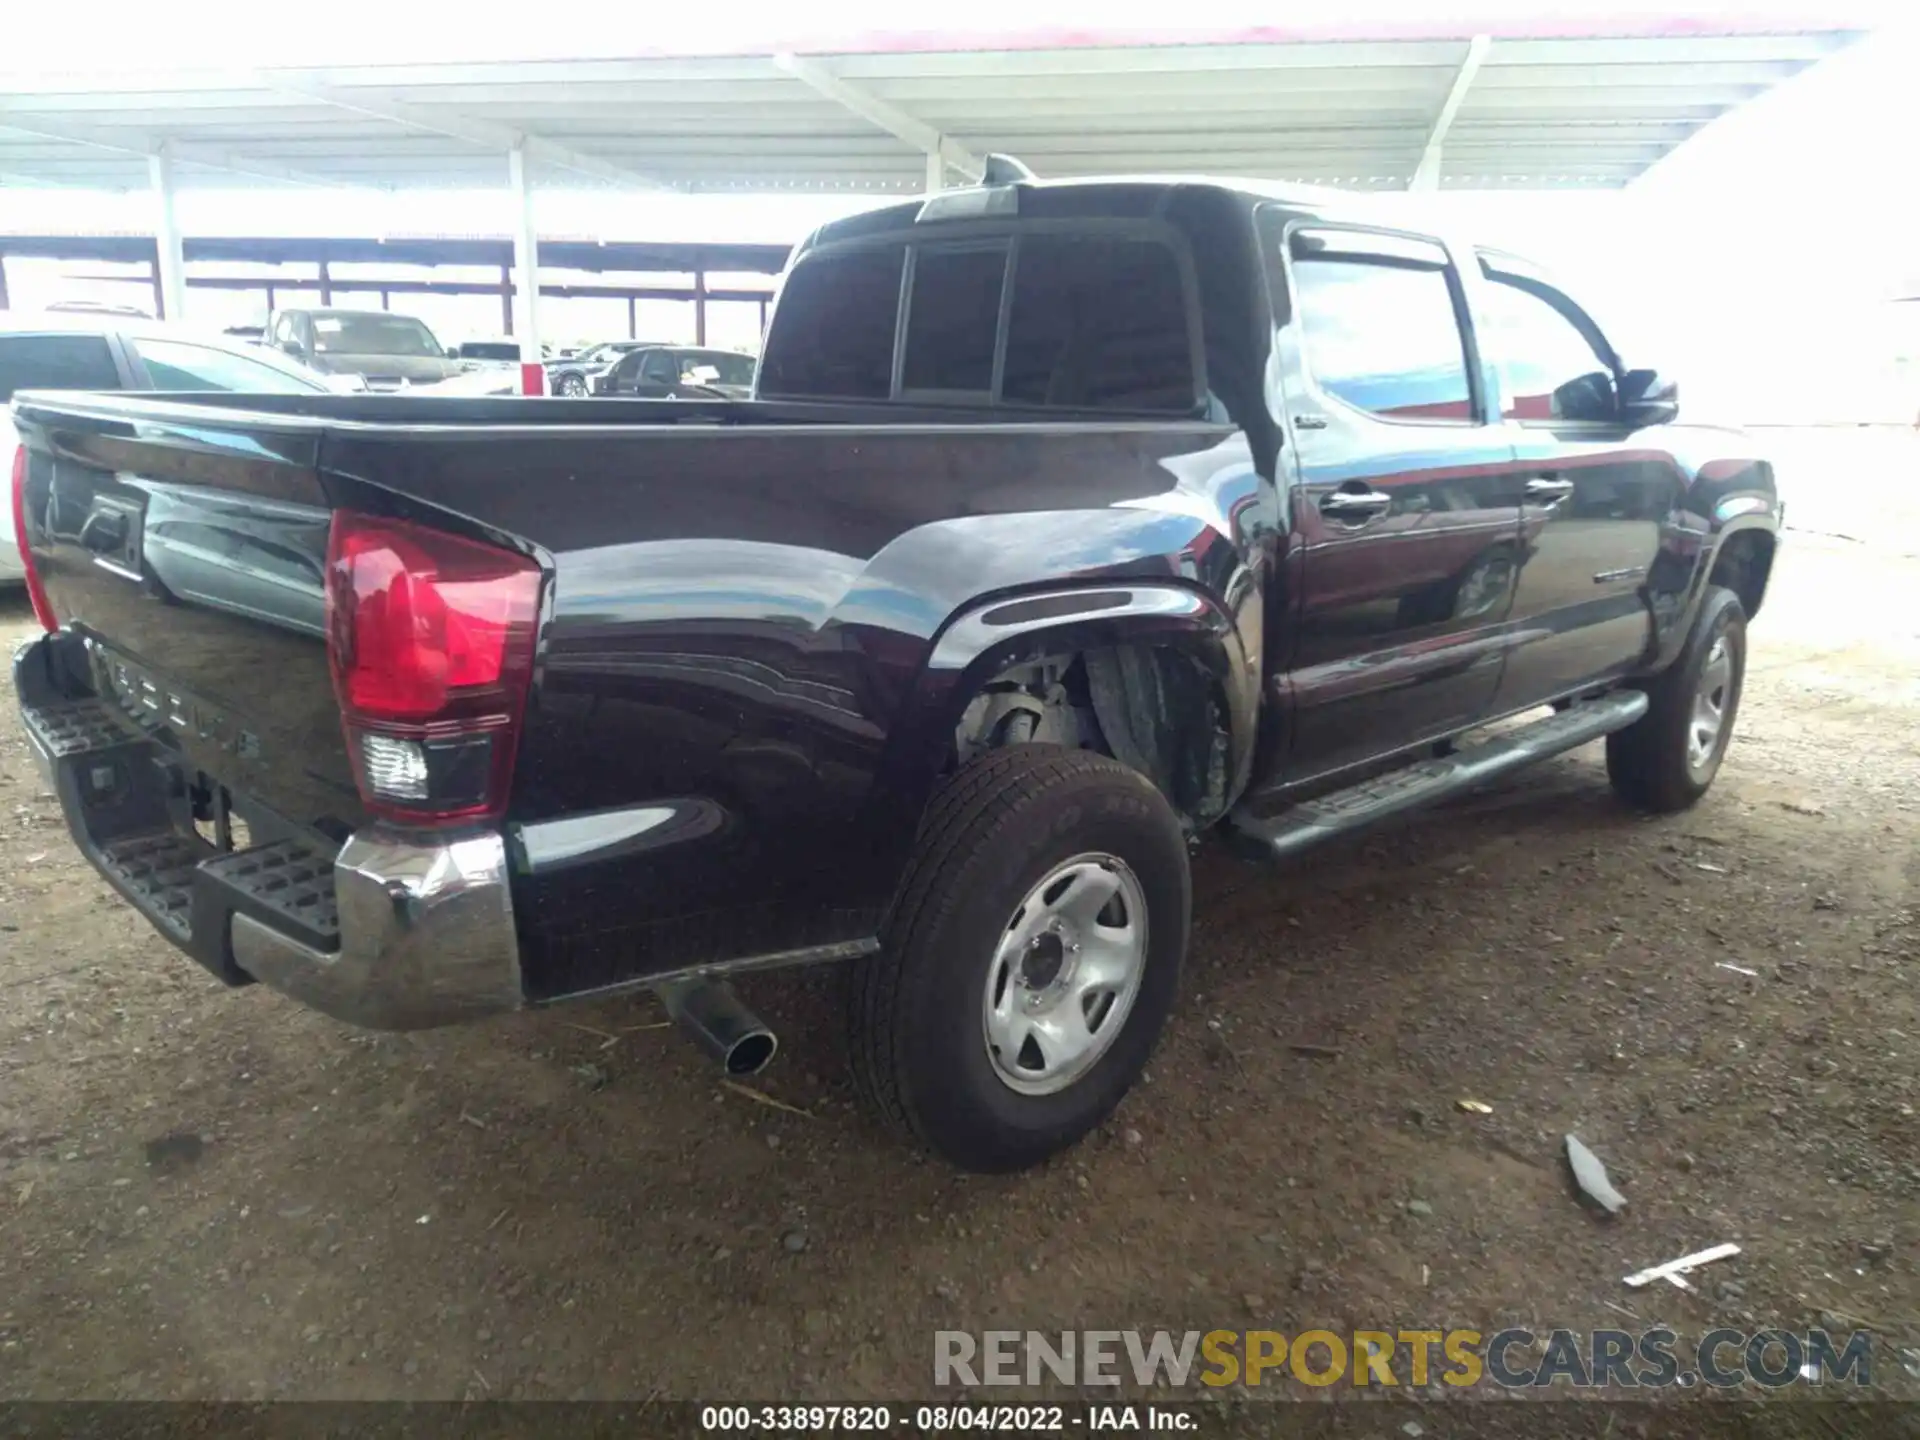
[1227,691,1649,861]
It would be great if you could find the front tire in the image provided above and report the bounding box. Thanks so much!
[557,374,587,397]
[1607,585,1747,813]
[848,746,1190,1172]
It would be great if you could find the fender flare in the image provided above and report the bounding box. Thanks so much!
[1645,511,1779,673]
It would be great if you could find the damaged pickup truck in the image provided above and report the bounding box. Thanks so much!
[10,169,1779,1172]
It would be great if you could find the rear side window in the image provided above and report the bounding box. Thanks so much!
[759,245,905,399]
[901,245,1008,395]
[1001,236,1194,412]
[129,337,318,394]
[0,334,120,402]
[1291,257,1473,423]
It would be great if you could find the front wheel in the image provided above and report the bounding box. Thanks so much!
[848,745,1190,1172]
[1607,584,1747,812]
[556,374,588,397]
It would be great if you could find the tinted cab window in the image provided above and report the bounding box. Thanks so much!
[760,246,906,399]
[0,333,122,402]
[761,230,1196,414]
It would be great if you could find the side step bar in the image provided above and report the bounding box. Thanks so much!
[1228,691,1649,861]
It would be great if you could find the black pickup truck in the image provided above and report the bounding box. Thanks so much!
[10,174,1778,1173]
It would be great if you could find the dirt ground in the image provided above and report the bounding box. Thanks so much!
[1,429,1916,1410]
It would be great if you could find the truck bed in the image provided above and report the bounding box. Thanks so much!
[12,389,1254,1003]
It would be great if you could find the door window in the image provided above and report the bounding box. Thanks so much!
[639,351,680,386]
[1478,269,1618,423]
[128,337,320,393]
[0,334,121,402]
[1290,255,1473,423]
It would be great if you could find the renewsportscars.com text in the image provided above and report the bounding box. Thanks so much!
[934,1328,1873,1390]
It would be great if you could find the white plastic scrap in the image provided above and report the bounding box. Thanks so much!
[1716,962,1760,977]
[1623,1243,1742,1291]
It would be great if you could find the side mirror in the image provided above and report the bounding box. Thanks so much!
[1620,367,1679,428]
[278,339,303,358]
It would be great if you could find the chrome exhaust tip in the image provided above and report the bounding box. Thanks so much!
[657,978,777,1076]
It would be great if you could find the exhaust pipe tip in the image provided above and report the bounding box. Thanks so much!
[658,978,777,1077]
[723,1030,778,1076]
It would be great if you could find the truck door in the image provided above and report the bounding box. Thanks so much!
[1267,221,1525,783]
[1471,253,1684,707]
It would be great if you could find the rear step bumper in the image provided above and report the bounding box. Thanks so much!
[15,634,523,1031]
[1228,690,1649,860]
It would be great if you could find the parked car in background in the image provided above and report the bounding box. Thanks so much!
[451,339,552,368]
[1,311,333,588]
[596,345,757,398]
[265,307,464,391]
[544,340,646,396]
[45,299,152,319]
[408,367,526,397]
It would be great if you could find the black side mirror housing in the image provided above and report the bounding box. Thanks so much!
[1620,367,1679,427]
[278,339,303,358]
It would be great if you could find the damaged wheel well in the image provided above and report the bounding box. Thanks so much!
[952,644,1232,831]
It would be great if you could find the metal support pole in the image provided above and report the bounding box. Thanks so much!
[317,258,332,306]
[924,151,944,194]
[694,270,708,346]
[627,295,637,339]
[0,254,11,312]
[499,264,513,335]
[508,142,544,394]
[147,149,187,322]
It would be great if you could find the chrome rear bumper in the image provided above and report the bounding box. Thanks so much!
[16,632,525,1031]
[230,830,524,1030]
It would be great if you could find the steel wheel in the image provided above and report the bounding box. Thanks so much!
[1688,634,1732,774]
[982,852,1148,1097]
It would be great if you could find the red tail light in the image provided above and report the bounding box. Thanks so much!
[11,445,58,633]
[324,510,541,826]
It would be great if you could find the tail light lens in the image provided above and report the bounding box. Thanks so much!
[324,510,541,826]
[11,446,58,633]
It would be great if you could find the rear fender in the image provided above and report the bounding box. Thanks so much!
[870,583,1257,845]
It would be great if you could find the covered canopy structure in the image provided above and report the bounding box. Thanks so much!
[0,16,1872,380]
[0,19,1868,194]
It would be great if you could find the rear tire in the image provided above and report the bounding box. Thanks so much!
[1607,585,1747,813]
[848,745,1190,1173]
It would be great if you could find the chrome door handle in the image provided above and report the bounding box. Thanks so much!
[1525,477,1576,502]
[1319,489,1394,522]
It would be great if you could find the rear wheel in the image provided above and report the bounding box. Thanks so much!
[848,745,1189,1172]
[1607,585,1747,813]
[557,374,588,397]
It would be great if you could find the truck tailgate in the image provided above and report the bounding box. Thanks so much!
[15,399,366,842]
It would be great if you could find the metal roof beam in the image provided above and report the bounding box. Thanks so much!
[773,53,982,183]
[0,119,368,189]
[256,71,673,190]
[1410,34,1491,191]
